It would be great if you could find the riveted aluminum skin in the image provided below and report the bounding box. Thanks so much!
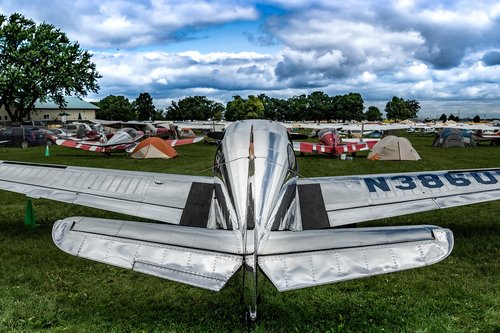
[53,217,243,291]
[259,226,453,291]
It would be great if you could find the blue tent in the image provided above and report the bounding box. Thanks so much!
[432,128,475,147]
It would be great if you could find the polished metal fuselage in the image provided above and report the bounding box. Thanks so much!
[214,120,297,232]
[213,120,298,319]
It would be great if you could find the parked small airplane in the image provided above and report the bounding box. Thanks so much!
[0,120,498,321]
[293,128,378,156]
[56,127,203,155]
[65,122,103,140]
[99,121,174,139]
[56,127,145,154]
[290,122,411,132]
[472,130,500,145]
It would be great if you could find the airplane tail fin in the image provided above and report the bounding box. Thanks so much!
[258,225,453,291]
[99,132,108,144]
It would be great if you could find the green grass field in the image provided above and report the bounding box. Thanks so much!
[0,135,498,332]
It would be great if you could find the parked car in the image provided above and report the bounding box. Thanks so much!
[9,120,46,128]
[65,122,100,139]
[0,126,47,148]
[37,129,59,145]
[41,128,77,144]
[22,120,46,128]
[50,128,73,138]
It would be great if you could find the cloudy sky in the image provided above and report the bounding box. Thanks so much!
[2,0,500,118]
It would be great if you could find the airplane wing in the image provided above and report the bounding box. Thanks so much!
[289,122,411,131]
[332,141,377,155]
[293,141,334,154]
[295,168,500,228]
[57,139,139,153]
[166,137,204,146]
[293,141,375,155]
[0,160,216,225]
[56,139,108,152]
[0,160,243,290]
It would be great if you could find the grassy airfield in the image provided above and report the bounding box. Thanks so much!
[0,134,498,332]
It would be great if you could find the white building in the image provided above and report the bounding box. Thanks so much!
[0,96,99,123]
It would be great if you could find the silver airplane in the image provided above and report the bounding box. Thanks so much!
[0,119,499,320]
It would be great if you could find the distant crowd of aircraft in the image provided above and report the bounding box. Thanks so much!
[46,118,499,157]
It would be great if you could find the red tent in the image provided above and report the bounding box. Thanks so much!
[130,137,178,159]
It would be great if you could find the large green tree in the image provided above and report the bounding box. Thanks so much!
[0,13,100,121]
[335,93,365,122]
[365,106,383,121]
[132,92,155,121]
[150,108,166,121]
[259,94,290,121]
[96,95,134,120]
[287,94,309,121]
[165,96,223,121]
[307,91,334,121]
[385,96,420,121]
[225,95,247,121]
[224,95,265,120]
[245,95,265,119]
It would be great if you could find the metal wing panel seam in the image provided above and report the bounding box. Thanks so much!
[257,237,451,260]
[134,260,237,282]
[66,228,244,258]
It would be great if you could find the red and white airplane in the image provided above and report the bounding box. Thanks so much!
[56,127,203,155]
[293,128,378,157]
[471,129,500,145]
[56,128,145,154]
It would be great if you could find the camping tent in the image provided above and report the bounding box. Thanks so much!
[367,136,421,161]
[432,128,476,147]
[130,137,178,159]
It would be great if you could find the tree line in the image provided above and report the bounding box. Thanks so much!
[438,113,483,123]
[93,92,421,122]
[92,93,164,121]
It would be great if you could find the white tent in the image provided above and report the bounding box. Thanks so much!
[368,136,420,161]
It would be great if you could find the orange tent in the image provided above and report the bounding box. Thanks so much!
[130,137,178,159]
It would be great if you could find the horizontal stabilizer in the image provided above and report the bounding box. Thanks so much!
[258,225,453,291]
[52,217,243,291]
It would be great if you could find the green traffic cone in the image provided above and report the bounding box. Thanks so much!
[45,144,50,157]
[24,198,36,228]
